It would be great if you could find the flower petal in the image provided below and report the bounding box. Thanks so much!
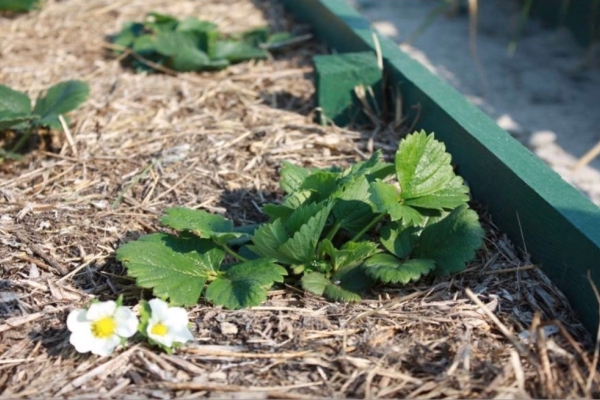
[163,307,189,327]
[113,307,139,338]
[69,325,95,353]
[90,335,121,356]
[148,325,173,348]
[86,301,117,320]
[67,309,89,332]
[168,324,194,344]
[148,298,170,321]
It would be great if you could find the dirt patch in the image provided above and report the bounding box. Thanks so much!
[0,0,599,398]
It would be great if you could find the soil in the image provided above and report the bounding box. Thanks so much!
[1,0,599,399]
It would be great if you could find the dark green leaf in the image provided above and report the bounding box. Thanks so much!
[332,175,375,234]
[363,254,435,284]
[323,240,380,271]
[176,18,219,54]
[333,261,373,294]
[341,150,394,183]
[116,233,224,306]
[299,171,339,202]
[248,219,294,263]
[379,221,419,259]
[146,12,179,32]
[205,258,287,309]
[265,32,293,45]
[262,204,295,221]
[0,0,39,12]
[413,205,484,275]
[323,283,362,302]
[0,84,31,115]
[132,34,156,56]
[0,111,36,131]
[33,80,89,130]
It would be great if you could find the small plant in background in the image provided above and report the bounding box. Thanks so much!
[109,12,292,73]
[0,80,89,161]
[0,0,40,13]
[116,131,485,309]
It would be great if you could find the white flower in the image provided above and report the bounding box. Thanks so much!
[146,298,194,348]
[67,301,139,356]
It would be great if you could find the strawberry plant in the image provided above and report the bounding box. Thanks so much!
[0,80,90,160]
[116,131,484,309]
[110,12,292,73]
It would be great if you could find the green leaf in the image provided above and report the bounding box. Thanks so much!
[276,201,332,264]
[0,84,31,115]
[32,80,89,130]
[132,34,157,56]
[0,111,36,131]
[413,205,484,275]
[321,240,380,271]
[116,233,225,306]
[369,181,424,225]
[299,171,339,202]
[379,221,419,259]
[176,18,219,55]
[279,161,312,194]
[363,254,435,284]
[333,261,373,294]
[265,32,293,45]
[332,175,375,234]
[341,150,394,183]
[249,202,332,265]
[395,130,469,209]
[323,283,362,302]
[205,258,287,309]
[213,40,268,63]
[0,0,39,12]
[160,207,246,245]
[301,272,329,296]
[146,12,179,32]
[111,22,146,54]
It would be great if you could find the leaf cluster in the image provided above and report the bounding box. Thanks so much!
[117,131,485,309]
[110,12,292,73]
[0,80,90,160]
[0,0,40,12]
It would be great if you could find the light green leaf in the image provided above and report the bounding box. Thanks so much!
[299,171,339,202]
[369,181,424,225]
[116,233,224,306]
[213,40,268,63]
[159,207,245,245]
[363,254,435,284]
[413,205,484,275]
[379,221,419,259]
[205,258,287,309]
[280,161,312,194]
[146,12,179,32]
[395,130,469,209]
[301,272,329,296]
[323,283,362,302]
[0,85,31,115]
[341,150,394,182]
[176,18,219,54]
[33,80,90,130]
[322,240,380,271]
[132,34,156,56]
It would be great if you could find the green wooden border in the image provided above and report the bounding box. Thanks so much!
[283,0,600,333]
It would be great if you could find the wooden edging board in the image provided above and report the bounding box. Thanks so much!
[282,0,600,334]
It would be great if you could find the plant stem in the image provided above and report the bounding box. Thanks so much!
[324,220,343,242]
[221,243,248,262]
[9,128,33,154]
[351,214,385,242]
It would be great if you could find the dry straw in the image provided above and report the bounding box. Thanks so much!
[0,0,599,398]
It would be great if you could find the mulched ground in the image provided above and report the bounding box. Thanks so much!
[1,0,599,398]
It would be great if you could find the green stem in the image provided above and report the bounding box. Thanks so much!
[221,243,248,263]
[324,220,343,242]
[351,214,385,242]
[9,128,33,154]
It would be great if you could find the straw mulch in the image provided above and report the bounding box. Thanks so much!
[1,0,599,398]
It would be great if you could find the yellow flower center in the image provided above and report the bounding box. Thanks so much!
[91,317,117,339]
[151,322,168,337]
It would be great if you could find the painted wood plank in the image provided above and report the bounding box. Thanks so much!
[283,0,600,333]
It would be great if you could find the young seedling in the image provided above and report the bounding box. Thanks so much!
[110,12,292,73]
[116,131,485,309]
[0,80,89,161]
